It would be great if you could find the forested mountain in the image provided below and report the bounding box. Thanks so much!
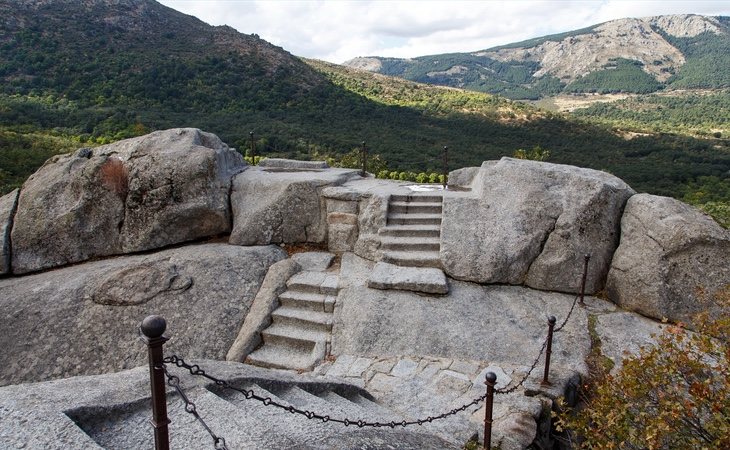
[345,15,730,100]
[0,0,728,225]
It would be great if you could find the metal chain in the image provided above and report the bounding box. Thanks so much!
[156,290,582,432]
[495,335,549,395]
[163,355,486,428]
[158,363,230,450]
[555,294,580,333]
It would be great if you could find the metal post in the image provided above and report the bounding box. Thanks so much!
[542,316,557,386]
[140,315,170,450]
[442,145,448,189]
[483,372,496,449]
[361,141,368,177]
[579,253,590,306]
[249,131,255,164]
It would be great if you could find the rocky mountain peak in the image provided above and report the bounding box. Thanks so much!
[648,13,725,37]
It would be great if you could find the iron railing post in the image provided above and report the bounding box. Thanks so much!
[249,131,255,164]
[361,141,368,177]
[579,253,590,306]
[140,315,170,450]
[542,316,557,386]
[442,145,448,189]
[484,371,496,449]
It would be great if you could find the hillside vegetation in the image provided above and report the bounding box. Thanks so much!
[0,0,728,226]
[571,90,730,137]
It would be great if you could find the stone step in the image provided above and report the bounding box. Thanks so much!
[380,236,440,252]
[287,271,339,295]
[278,290,335,313]
[368,261,448,294]
[387,213,442,226]
[262,323,330,346]
[347,393,401,420]
[276,386,363,420]
[378,224,441,238]
[389,201,442,214]
[271,306,333,333]
[381,250,442,268]
[167,387,278,449]
[246,341,322,371]
[390,194,443,203]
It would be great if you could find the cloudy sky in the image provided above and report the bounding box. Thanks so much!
[158,1,730,63]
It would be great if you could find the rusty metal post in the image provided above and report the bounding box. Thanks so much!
[442,145,448,189]
[249,131,255,164]
[483,372,496,449]
[140,315,170,450]
[579,253,590,306]
[361,141,368,177]
[542,316,557,386]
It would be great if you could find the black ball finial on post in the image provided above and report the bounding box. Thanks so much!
[141,315,167,339]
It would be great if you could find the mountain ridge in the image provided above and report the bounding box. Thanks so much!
[344,14,730,99]
[0,0,728,221]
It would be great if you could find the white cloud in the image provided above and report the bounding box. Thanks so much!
[159,0,730,62]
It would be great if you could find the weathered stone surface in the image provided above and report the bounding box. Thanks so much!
[257,158,329,169]
[229,166,359,246]
[290,252,334,271]
[0,243,285,386]
[1,360,456,450]
[328,223,359,252]
[447,166,480,190]
[11,128,244,274]
[368,261,449,294]
[0,189,18,274]
[333,255,590,375]
[593,310,666,373]
[353,193,388,260]
[226,258,301,362]
[326,198,358,214]
[607,194,730,327]
[441,158,634,294]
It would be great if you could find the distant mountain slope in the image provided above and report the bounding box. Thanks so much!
[0,0,728,211]
[344,14,730,99]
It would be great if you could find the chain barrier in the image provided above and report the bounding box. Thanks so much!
[162,355,487,428]
[158,363,229,450]
[495,335,549,395]
[145,270,586,448]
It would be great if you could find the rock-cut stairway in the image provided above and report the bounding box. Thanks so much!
[368,194,449,295]
[68,376,457,449]
[247,269,339,371]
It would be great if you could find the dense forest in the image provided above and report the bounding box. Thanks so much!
[572,90,729,137]
[0,0,727,227]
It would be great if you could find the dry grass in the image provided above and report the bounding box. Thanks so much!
[99,157,129,196]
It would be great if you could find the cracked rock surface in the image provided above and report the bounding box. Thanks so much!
[0,243,285,386]
[10,128,244,274]
[440,157,634,294]
[607,193,730,329]
[229,165,360,246]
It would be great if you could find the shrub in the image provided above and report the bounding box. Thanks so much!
[99,157,128,196]
[555,289,730,449]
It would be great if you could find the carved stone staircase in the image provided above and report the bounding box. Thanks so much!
[246,269,339,371]
[380,194,443,268]
[368,194,448,295]
[65,373,458,449]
